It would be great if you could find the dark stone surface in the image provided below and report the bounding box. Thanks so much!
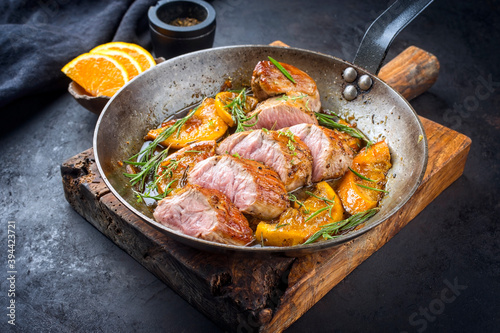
[1,0,499,332]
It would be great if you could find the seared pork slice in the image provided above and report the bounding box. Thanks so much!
[153,185,254,246]
[246,93,319,130]
[287,124,355,182]
[251,60,320,105]
[188,155,289,220]
[156,140,216,194]
[216,129,313,191]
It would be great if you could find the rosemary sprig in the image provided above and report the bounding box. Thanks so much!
[268,56,296,84]
[356,183,389,193]
[348,167,376,182]
[124,107,198,166]
[304,191,335,205]
[277,129,297,151]
[123,148,170,191]
[123,103,201,196]
[304,206,331,222]
[134,179,176,203]
[275,223,290,230]
[303,190,335,222]
[322,109,341,118]
[288,194,310,214]
[315,112,373,145]
[275,93,307,101]
[133,154,189,203]
[277,129,296,141]
[154,157,186,186]
[303,208,379,244]
[224,88,259,133]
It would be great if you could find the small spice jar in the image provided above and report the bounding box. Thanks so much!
[148,0,216,59]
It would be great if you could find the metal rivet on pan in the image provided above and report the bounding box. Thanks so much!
[342,67,357,83]
[358,74,373,91]
[343,85,358,101]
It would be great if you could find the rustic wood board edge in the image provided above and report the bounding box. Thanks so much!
[61,116,471,333]
[261,117,471,332]
[61,151,296,331]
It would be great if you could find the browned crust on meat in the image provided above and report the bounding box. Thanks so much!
[192,185,255,246]
[251,60,319,101]
[245,95,319,130]
[320,127,356,159]
[226,156,289,219]
[157,140,216,194]
[267,130,313,190]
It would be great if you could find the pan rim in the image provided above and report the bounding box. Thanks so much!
[93,44,428,255]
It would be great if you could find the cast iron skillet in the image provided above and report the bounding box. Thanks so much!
[94,0,432,255]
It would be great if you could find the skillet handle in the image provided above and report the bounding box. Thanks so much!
[269,41,440,101]
[352,0,434,74]
[377,45,439,101]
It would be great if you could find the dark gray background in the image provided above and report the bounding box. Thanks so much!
[1,0,499,332]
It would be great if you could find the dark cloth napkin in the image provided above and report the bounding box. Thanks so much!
[0,0,157,109]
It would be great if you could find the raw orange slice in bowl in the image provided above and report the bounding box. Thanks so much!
[91,49,142,80]
[90,42,156,72]
[62,53,129,97]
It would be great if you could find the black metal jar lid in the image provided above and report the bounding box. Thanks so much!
[148,0,216,38]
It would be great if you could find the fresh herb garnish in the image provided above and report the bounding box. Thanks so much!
[223,88,259,133]
[304,206,331,222]
[303,208,379,244]
[288,193,310,214]
[133,178,176,203]
[277,129,296,141]
[277,129,297,152]
[349,167,376,182]
[123,148,170,191]
[275,93,307,101]
[123,105,200,200]
[303,190,335,222]
[355,183,389,193]
[124,105,198,171]
[275,223,290,230]
[315,112,373,146]
[304,191,335,204]
[129,155,187,202]
[268,56,296,84]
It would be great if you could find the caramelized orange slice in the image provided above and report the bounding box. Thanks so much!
[337,141,392,215]
[214,91,259,127]
[145,98,228,149]
[256,182,344,247]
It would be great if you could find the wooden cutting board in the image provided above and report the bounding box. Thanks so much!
[61,45,471,332]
